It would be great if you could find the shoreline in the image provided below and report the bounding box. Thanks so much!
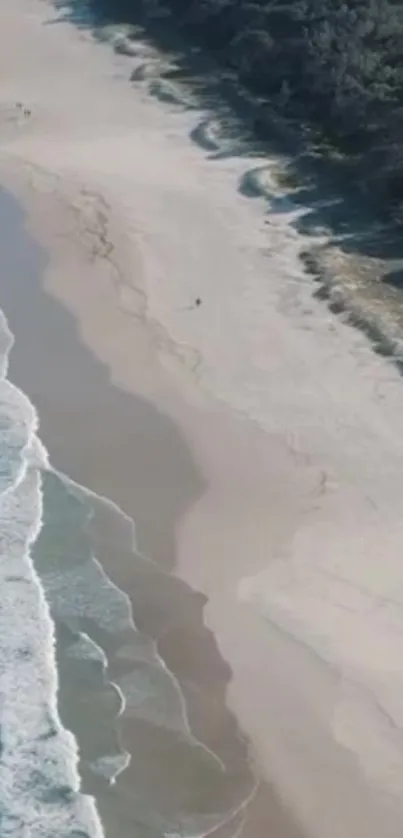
[0,183,304,837]
[3,2,403,837]
[2,151,402,838]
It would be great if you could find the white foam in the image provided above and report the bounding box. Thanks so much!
[40,498,226,773]
[0,469,104,837]
[0,309,104,838]
[66,631,108,666]
[50,472,227,769]
[0,303,252,835]
[89,752,130,785]
[40,555,135,635]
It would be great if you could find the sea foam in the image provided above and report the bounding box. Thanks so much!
[0,309,104,838]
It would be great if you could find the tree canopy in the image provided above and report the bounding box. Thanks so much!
[141,0,403,218]
[90,0,403,219]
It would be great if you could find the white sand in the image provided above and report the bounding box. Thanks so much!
[2,1,403,836]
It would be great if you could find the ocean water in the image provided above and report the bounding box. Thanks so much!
[0,308,104,838]
[0,299,256,838]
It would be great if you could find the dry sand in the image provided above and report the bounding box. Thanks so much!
[2,1,403,836]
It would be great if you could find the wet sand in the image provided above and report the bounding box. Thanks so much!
[0,188,304,838]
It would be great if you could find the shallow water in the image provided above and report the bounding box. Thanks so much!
[0,186,256,838]
[0,306,104,838]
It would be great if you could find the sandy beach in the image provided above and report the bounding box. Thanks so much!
[2,1,403,836]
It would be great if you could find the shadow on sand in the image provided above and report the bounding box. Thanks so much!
[44,0,403,385]
[47,0,403,278]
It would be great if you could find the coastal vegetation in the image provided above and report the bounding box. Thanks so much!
[94,0,403,223]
